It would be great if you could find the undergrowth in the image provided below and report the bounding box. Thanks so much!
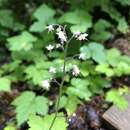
[0,0,130,130]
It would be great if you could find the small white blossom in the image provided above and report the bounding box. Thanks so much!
[46,44,54,51]
[72,113,76,117]
[68,118,71,122]
[49,101,53,106]
[46,25,54,32]
[41,80,50,90]
[56,31,67,43]
[56,27,62,32]
[56,43,61,48]
[49,66,56,74]
[72,65,80,76]
[60,66,64,72]
[79,53,86,60]
[74,31,81,37]
[77,33,88,41]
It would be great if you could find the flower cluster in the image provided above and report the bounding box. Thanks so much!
[72,65,80,76]
[46,25,67,45]
[56,27,67,44]
[74,31,88,41]
[41,64,80,90]
[46,25,88,40]
[41,24,88,90]
[46,44,62,51]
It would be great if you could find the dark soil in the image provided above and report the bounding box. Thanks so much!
[68,96,116,130]
[106,36,130,56]
[0,90,116,130]
[0,91,18,130]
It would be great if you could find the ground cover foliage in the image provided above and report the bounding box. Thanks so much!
[0,0,130,130]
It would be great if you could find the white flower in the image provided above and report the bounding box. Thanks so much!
[72,65,80,76]
[46,25,54,32]
[56,31,67,43]
[74,31,81,37]
[49,101,53,106]
[77,33,88,41]
[56,44,61,48]
[60,66,64,72]
[56,27,62,32]
[79,53,86,60]
[49,66,56,74]
[46,44,54,51]
[68,118,71,122]
[41,80,50,90]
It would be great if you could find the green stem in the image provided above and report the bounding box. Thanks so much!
[48,36,73,130]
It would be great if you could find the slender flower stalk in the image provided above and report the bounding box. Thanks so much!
[48,34,74,130]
